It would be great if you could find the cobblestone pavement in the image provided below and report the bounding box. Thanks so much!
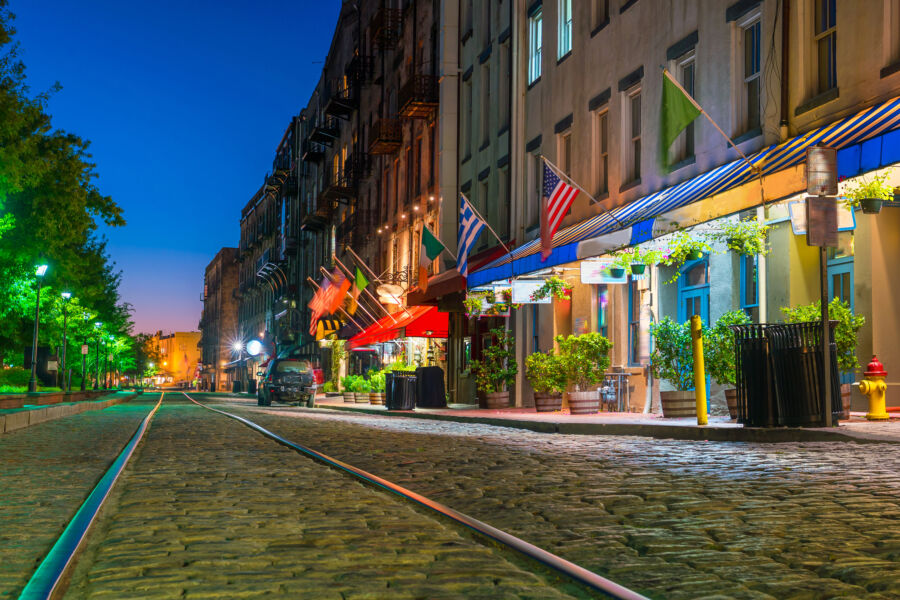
[65,396,590,599]
[214,398,900,600]
[0,395,156,597]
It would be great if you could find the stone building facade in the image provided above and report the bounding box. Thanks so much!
[198,247,239,392]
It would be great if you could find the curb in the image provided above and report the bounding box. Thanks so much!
[0,393,138,435]
[318,404,899,444]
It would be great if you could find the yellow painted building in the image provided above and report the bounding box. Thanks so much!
[152,331,202,386]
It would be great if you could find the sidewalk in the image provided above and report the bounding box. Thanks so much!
[314,396,900,444]
[0,391,137,434]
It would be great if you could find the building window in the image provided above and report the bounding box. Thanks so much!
[597,284,609,338]
[593,0,609,30]
[463,81,473,157]
[677,52,696,162]
[478,180,489,248]
[594,110,609,196]
[462,0,473,37]
[558,130,572,177]
[741,15,762,134]
[814,0,837,94]
[886,0,900,69]
[528,8,543,84]
[499,42,511,131]
[482,1,491,46]
[740,254,759,321]
[526,151,541,229]
[624,87,641,183]
[558,0,573,58]
[481,65,491,146]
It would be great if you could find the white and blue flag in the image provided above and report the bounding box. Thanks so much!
[456,194,486,278]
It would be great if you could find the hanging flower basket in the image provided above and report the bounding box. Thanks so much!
[609,266,626,278]
[842,170,893,215]
[859,198,883,214]
[530,276,573,301]
[630,263,646,275]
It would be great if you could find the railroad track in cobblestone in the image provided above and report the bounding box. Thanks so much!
[16,391,646,599]
[182,392,647,600]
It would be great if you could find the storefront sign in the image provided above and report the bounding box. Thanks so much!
[789,200,854,235]
[511,280,550,304]
[581,260,627,284]
[806,146,838,196]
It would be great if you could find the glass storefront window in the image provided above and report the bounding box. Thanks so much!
[597,284,609,338]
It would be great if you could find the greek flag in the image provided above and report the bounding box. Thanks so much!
[457,194,486,278]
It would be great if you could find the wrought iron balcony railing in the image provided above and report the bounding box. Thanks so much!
[368,118,402,155]
[399,74,439,119]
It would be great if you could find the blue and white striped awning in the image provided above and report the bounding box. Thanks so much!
[468,94,900,288]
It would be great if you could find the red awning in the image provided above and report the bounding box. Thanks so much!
[348,306,449,348]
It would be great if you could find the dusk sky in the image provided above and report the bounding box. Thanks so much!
[12,1,340,334]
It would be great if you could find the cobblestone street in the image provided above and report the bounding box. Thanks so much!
[215,397,900,600]
[64,396,589,599]
[0,396,156,597]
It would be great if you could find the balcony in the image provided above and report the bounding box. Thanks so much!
[301,139,325,162]
[301,195,333,231]
[346,53,374,85]
[273,153,292,172]
[371,7,402,50]
[368,118,402,155]
[324,78,358,120]
[399,74,439,119]
[321,154,367,202]
[309,115,340,146]
[283,237,299,256]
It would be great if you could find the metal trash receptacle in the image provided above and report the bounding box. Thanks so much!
[733,321,841,427]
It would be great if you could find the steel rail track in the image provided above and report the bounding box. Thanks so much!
[18,394,165,600]
[185,392,649,600]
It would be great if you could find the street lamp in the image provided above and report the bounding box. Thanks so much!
[94,322,102,390]
[105,334,114,389]
[233,341,244,393]
[28,264,49,393]
[60,292,72,392]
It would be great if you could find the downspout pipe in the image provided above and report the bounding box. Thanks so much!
[780,0,790,140]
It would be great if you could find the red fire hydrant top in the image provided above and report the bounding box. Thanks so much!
[865,355,888,377]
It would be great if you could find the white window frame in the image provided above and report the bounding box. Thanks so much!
[558,0,573,59]
[736,11,762,136]
[528,9,543,84]
[592,108,609,196]
[671,50,696,164]
[813,0,837,94]
[623,86,642,183]
[884,0,900,68]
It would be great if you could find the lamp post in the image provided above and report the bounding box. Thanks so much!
[60,292,71,392]
[104,335,111,389]
[94,322,102,390]
[28,264,49,393]
[233,341,244,393]
[107,335,115,389]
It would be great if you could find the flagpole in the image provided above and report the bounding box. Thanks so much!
[345,247,414,318]
[460,193,513,256]
[316,269,371,328]
[306,277,365,332]
[332,255,397,323]
[539,156,626,229]
[422,222,457,260]
[662,68,756,171]
[330,262,382,327]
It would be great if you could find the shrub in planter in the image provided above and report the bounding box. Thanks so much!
[367,369,386,404]
[705,310,752,419]
[649,317,699,417]
[471,328,518,408]
[555,332,612,414]
[524,350,566,412]
[530,276,573,301]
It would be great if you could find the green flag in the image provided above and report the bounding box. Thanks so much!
[660,70,701,169]
[354,267,368,292]
[347,267,368,316]
[418,224,446,291]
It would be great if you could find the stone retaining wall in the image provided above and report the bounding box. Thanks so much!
[0,393,135,435]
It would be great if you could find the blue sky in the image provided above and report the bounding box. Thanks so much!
[12,0,340,333]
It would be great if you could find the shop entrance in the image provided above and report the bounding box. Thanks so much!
[677,258,710,324]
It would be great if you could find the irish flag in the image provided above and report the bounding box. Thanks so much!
[418,224,446,293]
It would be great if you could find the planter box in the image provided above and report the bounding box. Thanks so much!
[725,389,738,420]
[342,392,355,403]
[568,390,599,415]
[369,392,385,405]
[534,392,563,412]
[0,397,25,409]
[484,391,510,409]
[660,390,696,418]
[354,392,369,404]
[840,383,851,420]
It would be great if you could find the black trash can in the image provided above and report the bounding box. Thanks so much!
[733,321,841,427]
[248,379,257,394]
[415,366,446,408]
[232,380,242,393]
[386,373,416,410]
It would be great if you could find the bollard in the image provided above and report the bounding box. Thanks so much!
[690,315,708,426]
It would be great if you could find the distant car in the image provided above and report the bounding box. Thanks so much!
[312,368,324,385]
[257,358,315,406]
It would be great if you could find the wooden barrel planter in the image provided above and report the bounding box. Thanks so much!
[725,389,738,420]
[534,392,563,412]
[484,391,510,409]
[342,392,355,403]
[355,392,369,403]
[840,383,852,420]
[568,390,600,415]
[369,392,385,405]
[660,390,696,418]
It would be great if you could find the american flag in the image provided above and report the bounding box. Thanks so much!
[456,194,486,278]
[541,159,579,260]
[308,279,329,335]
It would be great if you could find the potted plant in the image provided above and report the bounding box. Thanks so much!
[649,317,698,417]
[368,369,386,405]
[705,310,752,419]
[608,251,634,278]
[340,374,357,402]
[661,232,713,283]
[554,332,613,414]
[782,298,866,419]
[708,219,770,256]
[530,276,573,302]
[842,170,893,214]
[353,377,371,403]
[464,290,495,318]
[524,350,566,412]
[470,328,518,409]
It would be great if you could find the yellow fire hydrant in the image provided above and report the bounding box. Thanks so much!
[858,355,890,421]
